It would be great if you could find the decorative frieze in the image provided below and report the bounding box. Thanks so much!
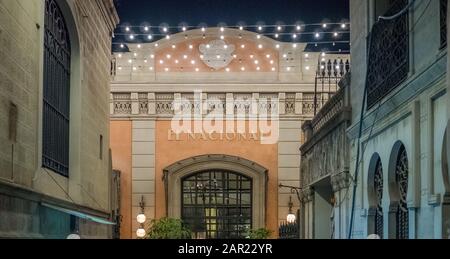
[110,92,321,117]
[331,171,352,193]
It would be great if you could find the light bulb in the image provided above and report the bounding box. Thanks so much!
[341,24,347,29]
[292,34,297,39]
[258,44,263,49]
[226,68,230,72]
[136,228,146,238]
[182,26,187,31]
[258,26,263,31]
[220,27,225,32]
[322,23,327,28]
[166,35,170,40]
[271,67,276,71]
[287,213,296,223]
[241,44,245,49]
[275,44,280,49]
[148,35,153,40]
[189,45,193,49]
[334,32,338,37]
[275,34,279,38]
[305,53,309,58]
[315,33,320,38]
[137,214,146,224]
[120,44,125,48]
[129,35,135,40]
[125,26,130,32]
[239,26,244,30]
[257,35,261,39]
[256,67,261,71]
[137,44,141,48]
[162,27,168,32]
[277,26,282,31]
[144,26,149,31]
[293,43,297,48]
[172,45,176,49]
[305,66,310,70]
[296,25,301,31]
[266,54,271,58]
[201,27,206,32]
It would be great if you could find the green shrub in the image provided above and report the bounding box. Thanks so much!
[146,218,192,239]
[247,228,273,239]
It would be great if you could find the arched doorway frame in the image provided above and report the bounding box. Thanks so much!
[163,154,268,229]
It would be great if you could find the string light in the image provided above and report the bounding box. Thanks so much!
[147,35,153,40]
[162,27,168,32]
[182,26,187,31]
[277,26,282,31]
[144,26,149,31]
[159,60,164,64]
[296,25,301,31]
[125,26,130,32]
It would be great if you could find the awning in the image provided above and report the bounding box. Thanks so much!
[42,203,116,225]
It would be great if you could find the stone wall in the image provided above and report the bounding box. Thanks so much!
[0,0,119,238]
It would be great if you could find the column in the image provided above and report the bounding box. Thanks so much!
[131,120,156,238]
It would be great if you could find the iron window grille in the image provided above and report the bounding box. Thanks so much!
[366,0,409,109]
[374,159,384,238]
[395,145,409,239]
[181,170,252,239]
[441,0,447,49]
[43,0,71,177]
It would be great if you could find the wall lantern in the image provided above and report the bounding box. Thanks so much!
[136,196,147,238]
[286,196,296,223]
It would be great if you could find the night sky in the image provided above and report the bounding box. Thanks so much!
[113,0,350,52]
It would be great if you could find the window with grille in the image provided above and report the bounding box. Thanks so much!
[43,0,71,177]
[374,158,384,238]
[181,170,252,239]
[395,145,409,239]
[366,0,409,109]
[441,0,447,48]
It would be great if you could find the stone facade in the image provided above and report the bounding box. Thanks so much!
[110,28,350,238]
[299,0,449,239]
[300,74,352,239]
[0,0,119,238]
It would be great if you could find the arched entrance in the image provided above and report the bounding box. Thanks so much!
[181,170,252,239]
[163,154,268,239]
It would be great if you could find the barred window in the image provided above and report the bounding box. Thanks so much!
[441,0,447,48]
[43,0,71,177]
[374,158,384,238]
[395,145,409,239]
[366,0,409,109]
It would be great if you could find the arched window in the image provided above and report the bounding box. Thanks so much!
[395,145,409,239]
[43,0,71,176]
[374,158,384,238]
[181,170,252,239]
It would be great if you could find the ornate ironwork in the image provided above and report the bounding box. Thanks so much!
[374,159,384,238]
[314,58,350,115]
[366,0,409,109]
[181,170,252,239]
[395,145,409,239]
[279,221,299,239]
[43,0,71,176]
[441,0,447,48]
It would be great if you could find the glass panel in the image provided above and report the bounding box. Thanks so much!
[182,170,253,239]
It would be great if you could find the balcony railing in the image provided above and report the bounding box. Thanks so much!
[366,0,409,109]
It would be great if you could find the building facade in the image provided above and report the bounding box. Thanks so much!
[301,0,449,239]
[109,28,349,238]
[0,0,119,238]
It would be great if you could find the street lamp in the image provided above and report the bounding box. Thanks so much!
[136,196,147,238]
[286,196,296,223]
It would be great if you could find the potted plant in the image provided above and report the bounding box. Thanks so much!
[146,218,192,239]
[247,228,273,239]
